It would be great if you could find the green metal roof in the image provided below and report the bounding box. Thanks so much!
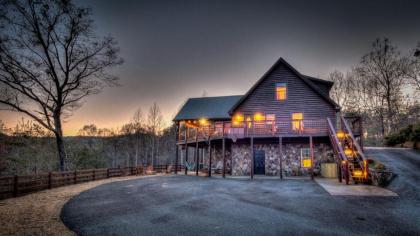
[173,95,242,121]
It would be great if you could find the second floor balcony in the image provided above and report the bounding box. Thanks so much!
[177,118,330,143]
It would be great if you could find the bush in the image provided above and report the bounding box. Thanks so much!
[384,123,420,147]
[384,133,405,146]
[411,124,420,142]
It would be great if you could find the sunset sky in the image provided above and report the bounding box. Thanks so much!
[1,0,419,136]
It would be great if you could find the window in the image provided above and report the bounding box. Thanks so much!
[276,83,287,100]
[266,114,275,125]
[232,113,244,126]
[292,113,303,131]
[253,113,265,122]
[300,148,311,168]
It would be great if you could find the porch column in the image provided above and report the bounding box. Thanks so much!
[337,161,342,183]
[250,137,254,179]
[208,139,212,177]
[184,126,188,175]
[222,137,226,178]
[174,122,179,174]
[250,120,254,179]
[310,136,314,180]
[175,145,179,174]
[279,136,283,179]
[185,145,189,175]
[195,128,199,176]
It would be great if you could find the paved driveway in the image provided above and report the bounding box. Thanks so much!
[61,149,420,236]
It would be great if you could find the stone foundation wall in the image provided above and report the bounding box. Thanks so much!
[231,144,252,175]
[230,142,334,176]
[211,147,231,173]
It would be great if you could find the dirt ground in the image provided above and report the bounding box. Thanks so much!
[0,175,150,236]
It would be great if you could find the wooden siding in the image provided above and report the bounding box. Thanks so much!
[310,81,331,96]
[233,63,336,124]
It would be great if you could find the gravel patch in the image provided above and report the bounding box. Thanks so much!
[0,175,148,236]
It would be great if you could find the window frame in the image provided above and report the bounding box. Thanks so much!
[300,148,311,168]
[292,112,304,131]
[275,82,287,101]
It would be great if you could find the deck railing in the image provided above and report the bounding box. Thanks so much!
[178,119,329,142]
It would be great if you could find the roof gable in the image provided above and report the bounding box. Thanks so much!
[229,58,340,114]
[173,95,242,121]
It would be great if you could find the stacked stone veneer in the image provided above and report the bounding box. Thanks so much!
[230,143,334,176]
[211,147,231,173]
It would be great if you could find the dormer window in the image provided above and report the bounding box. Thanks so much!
[276,83,287,101]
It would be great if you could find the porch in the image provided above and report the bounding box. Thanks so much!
[176,118,330,145]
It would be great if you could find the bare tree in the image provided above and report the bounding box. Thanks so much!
[132,108,144,166]
[355,38,410,135]
[0,0,122,170]
[408,42,420,90]
[147,103,163,166]
[78,124,99,136]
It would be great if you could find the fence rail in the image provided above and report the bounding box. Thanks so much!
[0,164,184,200]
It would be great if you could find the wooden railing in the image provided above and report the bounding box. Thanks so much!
[327,118,349,184]
[340,116,369,178]
[178,119,329,142]
[0,164,183,200]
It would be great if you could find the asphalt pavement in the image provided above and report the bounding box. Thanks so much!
[61,148,420,236]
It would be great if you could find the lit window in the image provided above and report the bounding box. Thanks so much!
[276,83,287,100]
[253,113,265,122]
[301,148,311,168]
[232,113,244,126]
[292,113,303,131]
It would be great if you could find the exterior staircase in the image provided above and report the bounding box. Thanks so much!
[327,116,369,184]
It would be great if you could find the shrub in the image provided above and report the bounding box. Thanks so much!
[411,124,420,142]
[384,133,405,146]
[384,123,420,147]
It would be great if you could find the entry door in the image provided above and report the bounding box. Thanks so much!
[253,150,265,175]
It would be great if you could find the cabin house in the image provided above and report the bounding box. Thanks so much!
[173,58,367,183]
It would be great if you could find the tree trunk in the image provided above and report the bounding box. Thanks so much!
[53,116,67,171]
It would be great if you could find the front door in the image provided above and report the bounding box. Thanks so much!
[253,150,265,175]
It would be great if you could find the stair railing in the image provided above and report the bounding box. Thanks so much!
[340,116,369,180]
[327,118,350,184]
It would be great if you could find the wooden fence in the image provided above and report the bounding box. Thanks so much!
[0,165,184,200]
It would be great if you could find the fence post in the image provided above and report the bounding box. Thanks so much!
[107,168,110,178]
[13,175,18,197]
[93,169,96,181]
[74,170,77,184]
[48,172,52,189]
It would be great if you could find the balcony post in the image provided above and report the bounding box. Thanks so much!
[208,139,212,177]
[337,161,342,183]
[250,120,254,179]
[279,136,283,179]
[345,161,350,185]
[195,128,199,176]
[175,122,179,174]
[222,138,226,178]
[310,136,314,180]
[184,145,188,175]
